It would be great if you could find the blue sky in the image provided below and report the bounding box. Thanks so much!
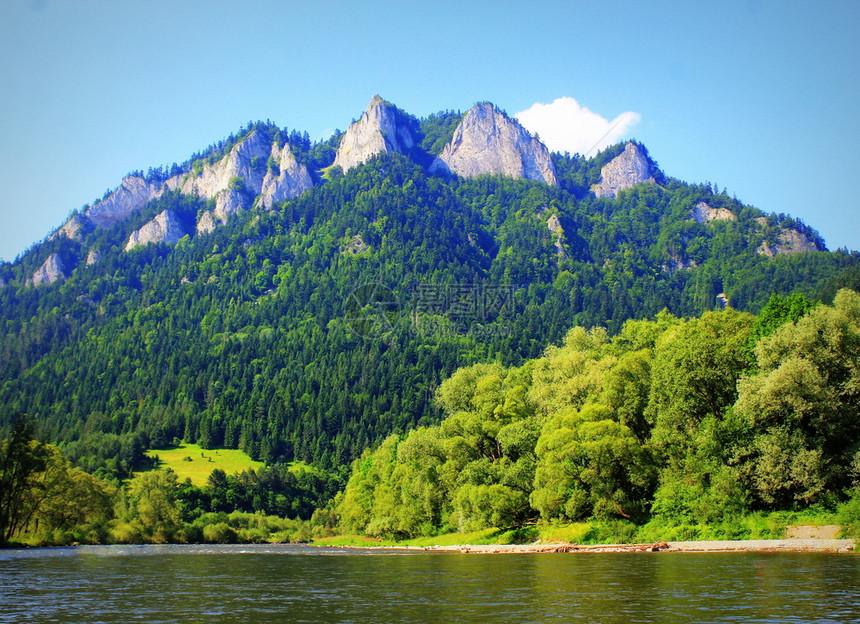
[1,0,858,261]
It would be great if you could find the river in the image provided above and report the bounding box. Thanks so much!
[1,544,858,623]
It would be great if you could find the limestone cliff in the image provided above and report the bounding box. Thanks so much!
[52,213,93,241]
[591,142,657,198]
[58,129,313,240]
[333,95,416,173]
[83,176,167,229]
[259,141,314,208]
[758,228,822,257]
[547,214,566,259]
[691,201,736,224]
[125,210,187,251]
[86,248,102,266]
[29,253,65,286]
[431,103,558,186]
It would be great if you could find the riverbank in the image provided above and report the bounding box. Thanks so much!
[343,539,856,554]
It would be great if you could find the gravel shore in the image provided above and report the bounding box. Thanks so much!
[377,539,856,554]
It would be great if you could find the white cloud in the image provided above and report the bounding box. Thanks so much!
[515,97,641,157]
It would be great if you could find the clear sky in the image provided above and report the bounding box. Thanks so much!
[1,0,858,261]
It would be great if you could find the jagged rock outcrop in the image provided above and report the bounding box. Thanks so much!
[333,95,416,173]
[758,228,821,257]
[86,248,102,266]
[431,103,558,186]
[172,130,271,205]
[29,253,65,286]
[125,210,186,251]
[591,142,656,198]
[341,233,370,256]
[663,255,697,273]
[547,214,566,258]
[196,188,248,235]
[84,176,167,228]
[57,130,313,241]
[52,213,93,241]
[691,201,736,224]
[260,141,314,208]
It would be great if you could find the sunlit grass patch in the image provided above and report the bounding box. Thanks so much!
[139,443,264,486]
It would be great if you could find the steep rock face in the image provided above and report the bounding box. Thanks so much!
[29,253,65,286]
[547,214,566,258]
[125,210,186,251]
[196,188,248,235]
[52,214,93,241]
[86,248,102,266]
[591,142,656,198]
[758,228,822,257]
[259,141,314,208]
[81,176,166,229]
[691,201,736,224]
[431,103,558,186]
[59,130,313,240]
[333,95,416,173]
[172,130,271,202]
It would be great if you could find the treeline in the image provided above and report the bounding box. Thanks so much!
[335,291,860,539]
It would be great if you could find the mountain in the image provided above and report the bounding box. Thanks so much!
[1,96,858,481]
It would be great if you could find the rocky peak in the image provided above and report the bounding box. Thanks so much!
[431,103,558,186]
[125,209,187,251]
[591,142,657,198]
[691,201,736,224]
[333,95,416,173]
[29,253,65,286]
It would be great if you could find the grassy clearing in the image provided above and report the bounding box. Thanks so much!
[140,443,264,486]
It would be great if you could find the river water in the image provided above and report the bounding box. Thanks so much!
[1,544,858,623]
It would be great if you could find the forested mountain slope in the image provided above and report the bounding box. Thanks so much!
[2,97,859,481]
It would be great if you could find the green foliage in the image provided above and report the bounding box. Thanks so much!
[837,490,860,538]
[3,124,860,543]
[336,291,860,538]
[1,419,114,546]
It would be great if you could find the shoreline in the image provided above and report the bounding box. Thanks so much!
[341,539,856,554]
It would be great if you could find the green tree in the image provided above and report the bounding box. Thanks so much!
[0,418,50,545]
[531,405,654,522]
[734,289,860,507]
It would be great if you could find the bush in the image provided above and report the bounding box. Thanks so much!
[203,522,238,544]
[837,490,860,538]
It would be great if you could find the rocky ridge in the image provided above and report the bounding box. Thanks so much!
[591,142,656,198]
[431,103,558,186]
[56,130,312,245]
[333,95,416,173]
